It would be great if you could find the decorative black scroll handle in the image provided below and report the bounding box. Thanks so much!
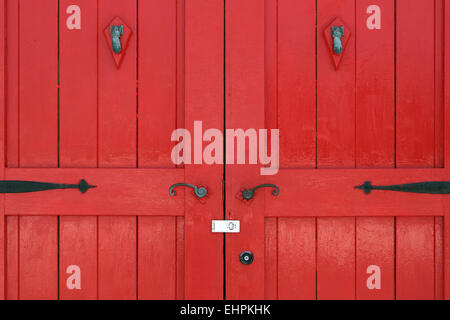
[355,181,450,195]
[242,184,280,200]
[169,183,207,198]
[0,179,96,194]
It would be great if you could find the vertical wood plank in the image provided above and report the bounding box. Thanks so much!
[97,0,137,300]
[0,0,5,300]
[445,208,450,299]
[444,0,450,300]
[18,0,58,301]
[397,0,437,300]
[446,0,450,169]
[278,0,316,168]
[138,217,176,300]
[19,0,58,167]
[6,217,18,299]
[264,0,277,298]
[435,216,444,299]
[317,0,355,168]
[317,0,356,301]
[356,217,395,299]
[98,0,136,167]
[355,0,395,168]
[138,0,176,168]
[435,0,445,168]
[355,0,395,301]
[6,0,18,168]
[225,0,265,300]
[98,216,136,300]
[264,218,277,300]
[19,216,58,300]
[59,216,97,300]
[396,0,435,167]
[184,0,224,299]
[176,0,185,135]
[264,0,277,141]
[396,217,434,299]
[59,0,98,300]
[176,217,184,300]
[60,0,97,167]
[317,217,355,300]
[278,218,316,300]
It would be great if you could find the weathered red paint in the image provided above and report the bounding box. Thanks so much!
[0,0,448,301]
[1,0,223,300]
[226,0,447,300]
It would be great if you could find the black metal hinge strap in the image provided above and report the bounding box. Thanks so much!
[355,181,450,195]
[0,179,96,194]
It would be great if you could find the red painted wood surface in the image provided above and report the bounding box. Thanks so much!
[396,0,437,299]
[19,0,58,168]
[60,216,97,300]
[1,0,224,300]
[185,0,224,299]
[60,0,97,168]
[98,216,136,299]
[435,216,444,299]
[225,0,265,300]
[1,0,448,301]
[5,0,18,168]
[264,218,277,300]
[229,0,446,300]
[317,0,355,168]
[98,0,136,167]
[20,216,58,300]
[317,0,356,299]
[355,0,395,168]
[138,0,177,168]
[4,169,184,216]
[396,0,435,168]
[397,217,435,299]
[278,218,316,300]
[59,0,98,300]
[17,0,59,300]
[356,217,395,299]
[278,0,316,168]
[317,217,355,300]
[355,0,395,301]
[0,0,5,300]
[445,0,450,300]
[138,216,176,299]
[6,217,18,299]
[4,0,18,300]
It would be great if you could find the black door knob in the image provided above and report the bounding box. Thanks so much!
[239,251,254,265]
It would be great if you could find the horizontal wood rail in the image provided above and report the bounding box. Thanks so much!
[260,168,450,217]
[2,168,186,216]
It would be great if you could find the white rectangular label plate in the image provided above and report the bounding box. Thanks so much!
[211,220,240,233]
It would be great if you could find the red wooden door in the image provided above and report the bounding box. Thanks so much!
[0,0,224,300]
[225,0,449,300]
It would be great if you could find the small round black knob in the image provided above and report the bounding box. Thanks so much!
[239,251,254,265]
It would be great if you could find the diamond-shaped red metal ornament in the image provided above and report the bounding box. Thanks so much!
[323,17,351,70]
[104,17,133,69]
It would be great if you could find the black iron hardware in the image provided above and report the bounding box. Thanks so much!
[110,25,124,53]
[331,26,344,54]
[242,184,280,200]
[239,251,254,265]
[355,181,450,195]
[169,183,207,198]
[0,179,96,194]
